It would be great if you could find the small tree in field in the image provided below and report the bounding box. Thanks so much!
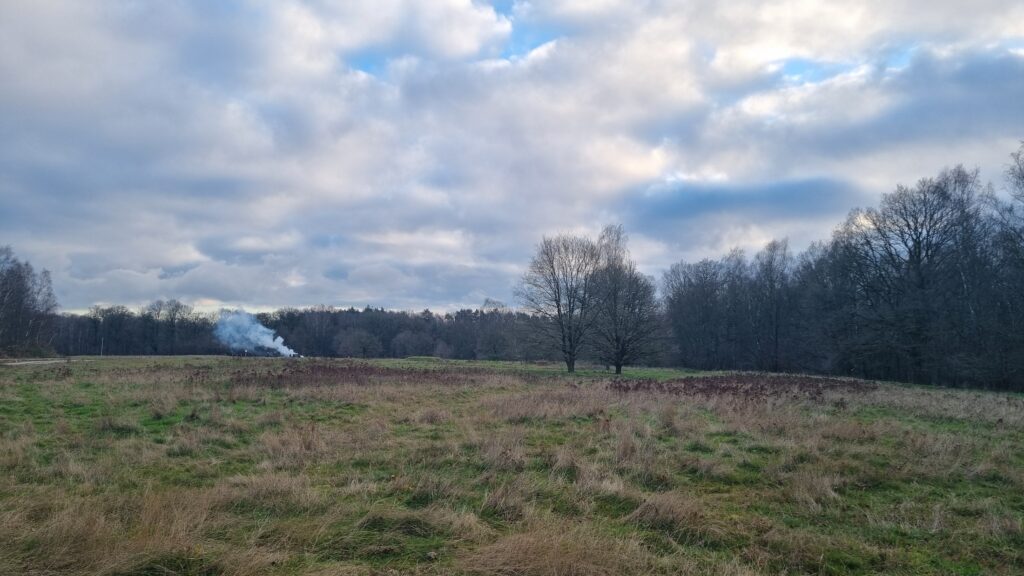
[517,234,602,373]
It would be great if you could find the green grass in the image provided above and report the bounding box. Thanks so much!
[0,357,1021,575]
[371,355,709,380]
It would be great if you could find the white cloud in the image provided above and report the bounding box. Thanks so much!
[275,0,511,62]
[1,0,1022,310]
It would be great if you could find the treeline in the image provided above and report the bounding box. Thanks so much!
[663,151,1024,389]
[0,246,58,356]
[267,303,555,361]
[54,301,221,356]
[50,300,559,362]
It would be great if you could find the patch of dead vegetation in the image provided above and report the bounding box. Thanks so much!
[627,492,725,545]
[481,388,616,423]
[607,373,878,399]
[460,519,656,576]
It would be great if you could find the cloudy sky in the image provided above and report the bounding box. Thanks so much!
[2,1,1023,312]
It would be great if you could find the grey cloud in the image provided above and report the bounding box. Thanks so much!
[619,178,867,256]
[785,49,1024,158]
[1,1,1022,311]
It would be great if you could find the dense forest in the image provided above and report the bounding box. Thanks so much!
[663,153,1024,389]
[3,144,1023,390]
[516,150,1024,389]
[49,300,552,363]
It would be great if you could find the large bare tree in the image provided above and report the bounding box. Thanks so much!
[517,234,602,373]
[592,225,661,374]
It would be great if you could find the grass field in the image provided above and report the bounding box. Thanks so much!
[0,357,1022,575]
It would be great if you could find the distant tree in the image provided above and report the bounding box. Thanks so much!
[309,305,338,356]
[991,142,1024,248]
[0,247,58,355]
[476,300,518,360]
[985,143,1024,384]
[592,225,661,374]
[836,166,985,383]
[720,249,753,368]
[390,329,434,357]
[663,258,726,369]
[334,328,383,358]
[517,234,603,372]
[751,239,792,371]
[432,340,453,359]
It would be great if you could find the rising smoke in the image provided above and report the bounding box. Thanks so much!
[214,310,296,357]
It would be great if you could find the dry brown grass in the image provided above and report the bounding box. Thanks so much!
[220,473,325,514]
[415,407,451,425]
[479,428,527,472]
[260,421,332,469]
[481,388,616,423]
[460,519,656,576]
[781,469,844,512]
[627,492,725,545]
[1,358,1021,575]
[1,488,218,575]
[480,481,529,523]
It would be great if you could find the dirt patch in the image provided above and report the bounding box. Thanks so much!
[226,359,502,389]
[607,373,877,400]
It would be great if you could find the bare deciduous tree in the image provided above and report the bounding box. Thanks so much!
[0,246,58,355]
[752,239,792,372]
[593,225,661,374]
[516,234,603,373]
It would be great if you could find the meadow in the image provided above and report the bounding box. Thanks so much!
[0,357,1021,575]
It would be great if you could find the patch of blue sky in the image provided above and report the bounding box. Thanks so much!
[346,48,390,76]
[883,44,918,70]
[500,22,564,59]
[777,58,856,84]
[627,177,859,226]
[490,0,517,18]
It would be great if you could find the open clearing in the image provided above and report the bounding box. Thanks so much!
[0,357,1022,575]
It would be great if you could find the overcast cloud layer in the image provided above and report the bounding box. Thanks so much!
[2,1,1023,312]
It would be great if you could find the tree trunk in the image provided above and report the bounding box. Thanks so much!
[566,357,575,373]
[615,363,622,375]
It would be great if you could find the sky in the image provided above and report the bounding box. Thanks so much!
[2,1,1023,313]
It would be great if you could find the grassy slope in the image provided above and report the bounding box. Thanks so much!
[0,357,1021,575]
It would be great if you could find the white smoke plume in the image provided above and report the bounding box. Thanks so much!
[214,310,296,357]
